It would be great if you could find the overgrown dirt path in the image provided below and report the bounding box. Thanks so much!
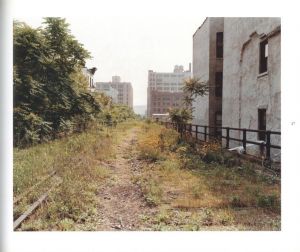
[95,127,154,230]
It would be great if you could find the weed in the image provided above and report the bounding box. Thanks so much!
[192,184,203,199]
[13,121,137,230]
[202,209,214,226]
[58,218,75,231]
[218,210,234,225]
[230,196,246,208]
[256,194,279,209]
[155,209,171,225]
[141,178,163,206]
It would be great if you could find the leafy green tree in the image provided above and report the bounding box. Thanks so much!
[182,77,209,110]
[167,78,208,139]
[13,18,100,147]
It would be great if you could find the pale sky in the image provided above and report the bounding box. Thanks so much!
[15,16,205,106]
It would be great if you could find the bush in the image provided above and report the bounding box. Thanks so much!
[137,126,178,162]
[230,196,246,208]
[202,151,223,164]
[256,194,279,209]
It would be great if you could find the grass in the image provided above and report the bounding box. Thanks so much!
[13,120,140,231]
[134,122,281,230]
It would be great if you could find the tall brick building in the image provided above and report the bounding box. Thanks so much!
[147,65,191,117]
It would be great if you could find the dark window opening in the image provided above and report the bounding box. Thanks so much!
[258,109,266,140]
[259,40,268,74]
[215,72,223,97]
[215,111,222,137]
[216,32,223,58]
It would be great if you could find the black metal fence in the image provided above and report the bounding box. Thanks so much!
[161,121,281,160]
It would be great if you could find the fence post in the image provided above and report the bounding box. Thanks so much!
[243,129,247,154]
[266,130,271,160]
[189,124,192,135]
[196,125,198,140]
[226,127,230,149]
[204,126,207,142]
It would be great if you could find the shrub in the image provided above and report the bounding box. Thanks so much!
[256,194,279,209]
[230,196,246,208]
[141,178,163,206]
[202,151,223,164]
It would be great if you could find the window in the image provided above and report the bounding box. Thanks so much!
[215,111,222,137]
[259,40,268,74]
[258,109,266,140]
[216,32,223,58]
[215,72,223,97]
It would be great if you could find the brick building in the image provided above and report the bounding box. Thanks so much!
[147,65,191,117]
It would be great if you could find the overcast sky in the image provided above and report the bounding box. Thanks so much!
[16,16,205,106]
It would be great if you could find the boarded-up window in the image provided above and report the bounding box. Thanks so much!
[259,40,268,73]
[258,109,266,140]
[215,72,223,97]
[215,111,222,137]
[216,32,223,58]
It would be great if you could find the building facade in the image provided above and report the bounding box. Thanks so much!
[222,18,281,157]
[192,17,224,137]
[96,76,133,108]
[82,67,97,90]
[94,82,118,103]
[147,65,191,117]
[192,17,281,158]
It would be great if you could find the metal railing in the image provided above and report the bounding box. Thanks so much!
[161,121,281,160]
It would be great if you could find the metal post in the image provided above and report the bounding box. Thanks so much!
[226,127,230,149]
[243,129,247,154]
[196,125,198,140]
[266,131,271,160]
[204,126,207,142]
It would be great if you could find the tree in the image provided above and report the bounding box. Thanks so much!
[167,78,208,139]
[182,77,209,110]
[13,18,100,147]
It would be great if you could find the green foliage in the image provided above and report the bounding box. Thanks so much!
[183,77,209,98]
[256,194,279,209]
[182,77,209,108]
[168,107,192,125]
[13,19,135,147]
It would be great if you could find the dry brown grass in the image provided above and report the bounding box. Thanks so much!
[135,122,281,231]
[13,120,140,231]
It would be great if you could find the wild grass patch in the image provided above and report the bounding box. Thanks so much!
[13,121,136,230]
[134,123,281,230]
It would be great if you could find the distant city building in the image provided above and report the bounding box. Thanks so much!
[95,82,118,103]
[147,65,191,117]
[96,76,133,108]
[82,67,97,91]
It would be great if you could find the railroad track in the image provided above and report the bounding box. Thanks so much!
[13,171,62,231]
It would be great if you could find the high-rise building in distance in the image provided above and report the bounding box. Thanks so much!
[96,76,133,108]
[147,65,191,117]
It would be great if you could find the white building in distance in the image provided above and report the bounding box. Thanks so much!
[147,65,191,117]
[82,67,97,91]
[96,76,133,108]
[95,82,118,103]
